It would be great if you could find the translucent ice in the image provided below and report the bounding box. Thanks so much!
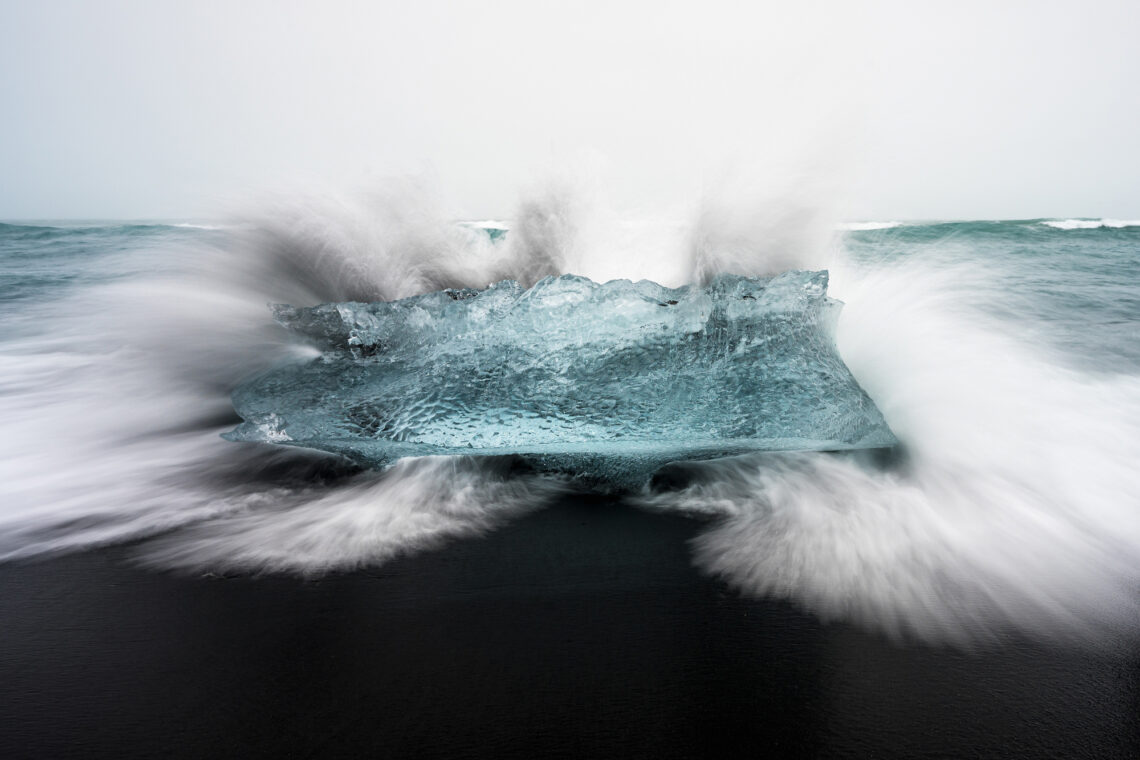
[224,271,896,487]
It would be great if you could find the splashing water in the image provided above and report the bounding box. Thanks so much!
[641,252,1140,646]
[0,186,572,568]
[1,182,1139,647]
[141,456,567,575]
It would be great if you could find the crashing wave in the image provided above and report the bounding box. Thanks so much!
[225,270,896,487]
[1041,218,1140,230]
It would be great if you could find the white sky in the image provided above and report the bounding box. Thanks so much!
[1,0,1136,220]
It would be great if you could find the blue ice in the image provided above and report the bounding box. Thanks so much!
[225,271,897,487]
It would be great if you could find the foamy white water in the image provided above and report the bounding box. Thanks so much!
[1041,218,1140,230]
[1,181,1139,648]
[640,253,1140,646]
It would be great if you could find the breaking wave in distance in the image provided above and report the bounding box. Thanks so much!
[1041,218,1140,230]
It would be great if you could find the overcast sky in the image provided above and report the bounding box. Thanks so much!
[1,0,1136,220]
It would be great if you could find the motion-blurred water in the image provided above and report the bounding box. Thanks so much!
[1,190,1138,647]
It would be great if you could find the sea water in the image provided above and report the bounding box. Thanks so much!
[1,202,1138,646]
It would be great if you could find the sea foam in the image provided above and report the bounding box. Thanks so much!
[1041,218,1140,230]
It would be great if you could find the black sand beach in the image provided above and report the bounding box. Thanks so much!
[0,496,1136,759]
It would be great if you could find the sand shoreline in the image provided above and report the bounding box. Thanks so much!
[0,497,1135,759]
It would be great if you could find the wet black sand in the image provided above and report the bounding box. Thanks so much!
[0,496,1137,759]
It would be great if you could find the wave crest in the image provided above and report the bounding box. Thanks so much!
[1041,218,1140,230]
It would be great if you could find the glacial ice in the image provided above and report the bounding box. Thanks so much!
[224,271,897,487]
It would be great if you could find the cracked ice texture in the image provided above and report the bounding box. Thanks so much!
[224,271,896,486]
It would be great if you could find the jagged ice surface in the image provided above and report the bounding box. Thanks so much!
[225,271,896,486]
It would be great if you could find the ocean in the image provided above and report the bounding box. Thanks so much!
[0,209,1138,757]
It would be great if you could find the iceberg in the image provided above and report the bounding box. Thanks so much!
[224,271,897,487]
